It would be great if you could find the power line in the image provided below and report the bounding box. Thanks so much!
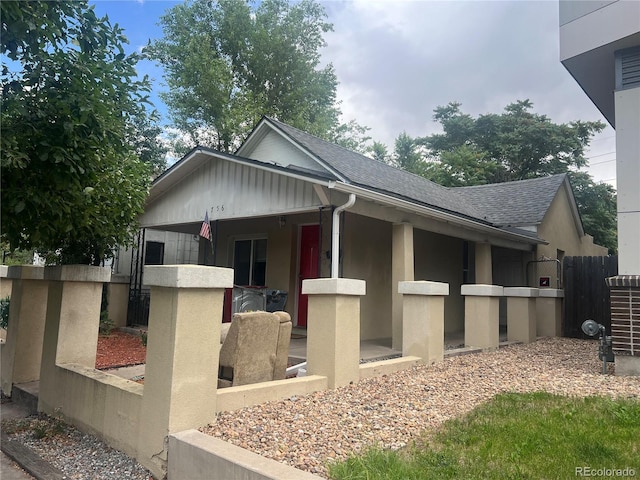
[586,151,616,160]
[589,158,616,166]
[589,135,616,143]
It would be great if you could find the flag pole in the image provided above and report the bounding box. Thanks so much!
[208,216,215,264]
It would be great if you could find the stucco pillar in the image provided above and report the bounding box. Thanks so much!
[1,266,48,396]
[39,266,111,413]
[536,289,564,337]
[392,223,414,350]
[302,278,365,389]
[462,284,503,351]
[475,243,492,284]
[0,264,12,299]
[399,281,449,364]
[139,265,233,476]
[504,287,539,344]
[107,274,130,328]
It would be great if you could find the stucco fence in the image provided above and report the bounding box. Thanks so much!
[0,265,563,479]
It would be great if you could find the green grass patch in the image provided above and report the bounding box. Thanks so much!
[329,392,640,480]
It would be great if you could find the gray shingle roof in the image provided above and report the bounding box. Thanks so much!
[263,117,567,236]
[455,174,567,226]
[266,117,487,222]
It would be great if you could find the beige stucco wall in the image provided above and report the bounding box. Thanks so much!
[342,214,392,341]
[537,186,608,259]
[414,230,464,334]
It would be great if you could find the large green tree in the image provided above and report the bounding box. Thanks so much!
[384,101,616,252]
[1,0,161,265]
[148,0,368,153]
[421,100,605,184]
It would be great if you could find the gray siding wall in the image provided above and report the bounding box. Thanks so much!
[141,158,323,228]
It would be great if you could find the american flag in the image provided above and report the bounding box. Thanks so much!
[199,211,211,240]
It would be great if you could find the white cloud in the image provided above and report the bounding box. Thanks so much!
[319,0,615,185]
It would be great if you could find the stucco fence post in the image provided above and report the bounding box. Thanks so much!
[536,289,564,337]
[39,265,112,414]
[138,265,233,478]
[1,266,49,396]
[302,278,366,389]
[0,264,12,299]
[107,274,130,329]
[399,280,449,364]
[461,284,503,351]
[504,287,539,344]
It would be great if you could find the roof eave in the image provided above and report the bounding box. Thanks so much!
[332,182,545,246]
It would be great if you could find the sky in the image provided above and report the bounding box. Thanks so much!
[91,0,617,188]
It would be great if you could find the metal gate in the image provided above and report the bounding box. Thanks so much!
[127,229,150,327]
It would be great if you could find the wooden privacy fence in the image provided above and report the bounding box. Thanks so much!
[563,256,618,338]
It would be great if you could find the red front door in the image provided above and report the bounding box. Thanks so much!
[297,225,320,327]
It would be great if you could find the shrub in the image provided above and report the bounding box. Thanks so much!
[0,296,9,330]
[99,310,114,336]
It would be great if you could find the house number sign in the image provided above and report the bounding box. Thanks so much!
[211,205,225,213]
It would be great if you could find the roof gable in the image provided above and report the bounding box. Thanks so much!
[260,117,488,222]
[455,174,583,234]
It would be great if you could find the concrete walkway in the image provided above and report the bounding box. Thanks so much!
[1,452,34,480]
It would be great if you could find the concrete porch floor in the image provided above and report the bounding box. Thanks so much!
[287,327,509,363]
[105,328,510,380]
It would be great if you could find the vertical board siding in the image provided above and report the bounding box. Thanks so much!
[563,256,618,338]
[142,158,322,226]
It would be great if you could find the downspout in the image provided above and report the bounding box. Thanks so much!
[331,194,356,278]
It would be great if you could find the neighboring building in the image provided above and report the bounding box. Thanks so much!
[115,116,606,350]
[560,0,640,374]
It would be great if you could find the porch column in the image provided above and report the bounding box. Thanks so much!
[1,266,48,396]
[462,284,503,351]
[536,289,564,337]
[139,265,233,475]
[399,281,449,364]
[504,287,539,344]
[392,223,414,350]
[475,242,492,284]
[107,274,130,329]
[302,278,365,389]
[39,266,111,413]
[0,264,12,298]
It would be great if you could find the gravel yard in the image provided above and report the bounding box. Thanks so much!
[2,337,639,479]
[202,337,640,477]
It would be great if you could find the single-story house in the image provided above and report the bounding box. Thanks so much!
[115,116,607,349]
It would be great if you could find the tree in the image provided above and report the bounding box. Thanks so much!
[391,133,426,176]
[421,100,605,184]
[370,141,390,163]
[1,1,159,265]
[387,101,616,252]
[148,0,368,153]
[569,172,617,253]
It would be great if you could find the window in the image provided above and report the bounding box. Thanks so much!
[144,241,164,265]
[233,238,267,286]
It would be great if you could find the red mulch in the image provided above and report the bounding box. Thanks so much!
[96,330,147,370]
